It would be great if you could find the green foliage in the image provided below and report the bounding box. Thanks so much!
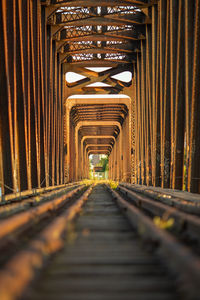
[97,156,109,172]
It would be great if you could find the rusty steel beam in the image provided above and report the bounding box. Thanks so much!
[185,0,195,192]
[172,0,185,190]
[0,0,65,195]
[85,144,112,151]
[188,0,200,193]
[43,1,148,8]
[132,1,200,193]
[51,17,149,28]
[88,150,109,155]
[57,34,140,44]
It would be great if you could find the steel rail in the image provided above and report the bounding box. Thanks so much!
[0,184,94,300]
[0,185,87,242]
[1,182,80,204]
[106,184,200,299]
[120,183,200,215]
[0,184,82,219]
[118,185,200,245]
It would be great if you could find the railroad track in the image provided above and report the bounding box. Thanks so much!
[117,184,200,254]
[0,183,90,265]
[0,182,199,300]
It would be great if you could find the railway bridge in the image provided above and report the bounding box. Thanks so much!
[0,1,200,299]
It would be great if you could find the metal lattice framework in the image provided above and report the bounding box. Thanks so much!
[0,0,200,194]
[50,2,148,68]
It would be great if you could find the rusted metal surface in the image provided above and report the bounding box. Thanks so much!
[0,184,94,300]
[1,182,78,203]
[106,184,200,298]
[120,182,200,215]
[64,97,131,182]
[0,0,64,195]
[0,0,200,192]
[133,0,200,193]
[0,183,80,218]
[118,184,200,243]
[0,184,85,241]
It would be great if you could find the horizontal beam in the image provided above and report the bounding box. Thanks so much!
[43,1,147,8]
[86,144,112,150]
[51,16,150,27]
[71,87,122,95]
[62,60,135,67]
[64,48,133,56]
[63,41,137,52]
[57,32,142,42]
[63,62,132,74]
[65,65,131,90]
[66,98,131,111]
[88,150,110,155]
[82,136,116,143]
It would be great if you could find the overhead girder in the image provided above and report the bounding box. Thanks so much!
[87,150,110,156]
[67,77,131,90]
[70,104,128,119]
[65,64,132,88]
[86,144,112,151]
[67,86,124,96]
[64,64,133,95]
[61,42,140,55]
[71,115,126,126]
[88,149,109,154]
[76,120,122,133]
[64,55,136,65]
[50,16,150,28]
[71,105,128,112]
[71,105,128,111]
[65,98,129,181]
[86,145,112,159]
[62,60,133,68]
[75,121,122,180]
[61,54,136,64]
[65,64,132,82]
[66,97,131,109]
[61,47,133,55]
[42,1,154,9]
[78,126,120,139]
[40,0,151,93]
[81,137,116,169]
[44,0,148,72]
[44,1,141,182]
[73,118,125,127]
[56,32,144,44]
[59,27,143,39]
[71,110,127,117]
[81,136,116,144]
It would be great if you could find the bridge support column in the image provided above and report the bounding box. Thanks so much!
[188,0,200,193]
[122,113,131,182]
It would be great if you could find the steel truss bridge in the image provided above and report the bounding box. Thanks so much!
[0,0,199,194]
[0,1,200,299]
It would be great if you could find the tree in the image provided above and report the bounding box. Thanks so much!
[97,156,108,172]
